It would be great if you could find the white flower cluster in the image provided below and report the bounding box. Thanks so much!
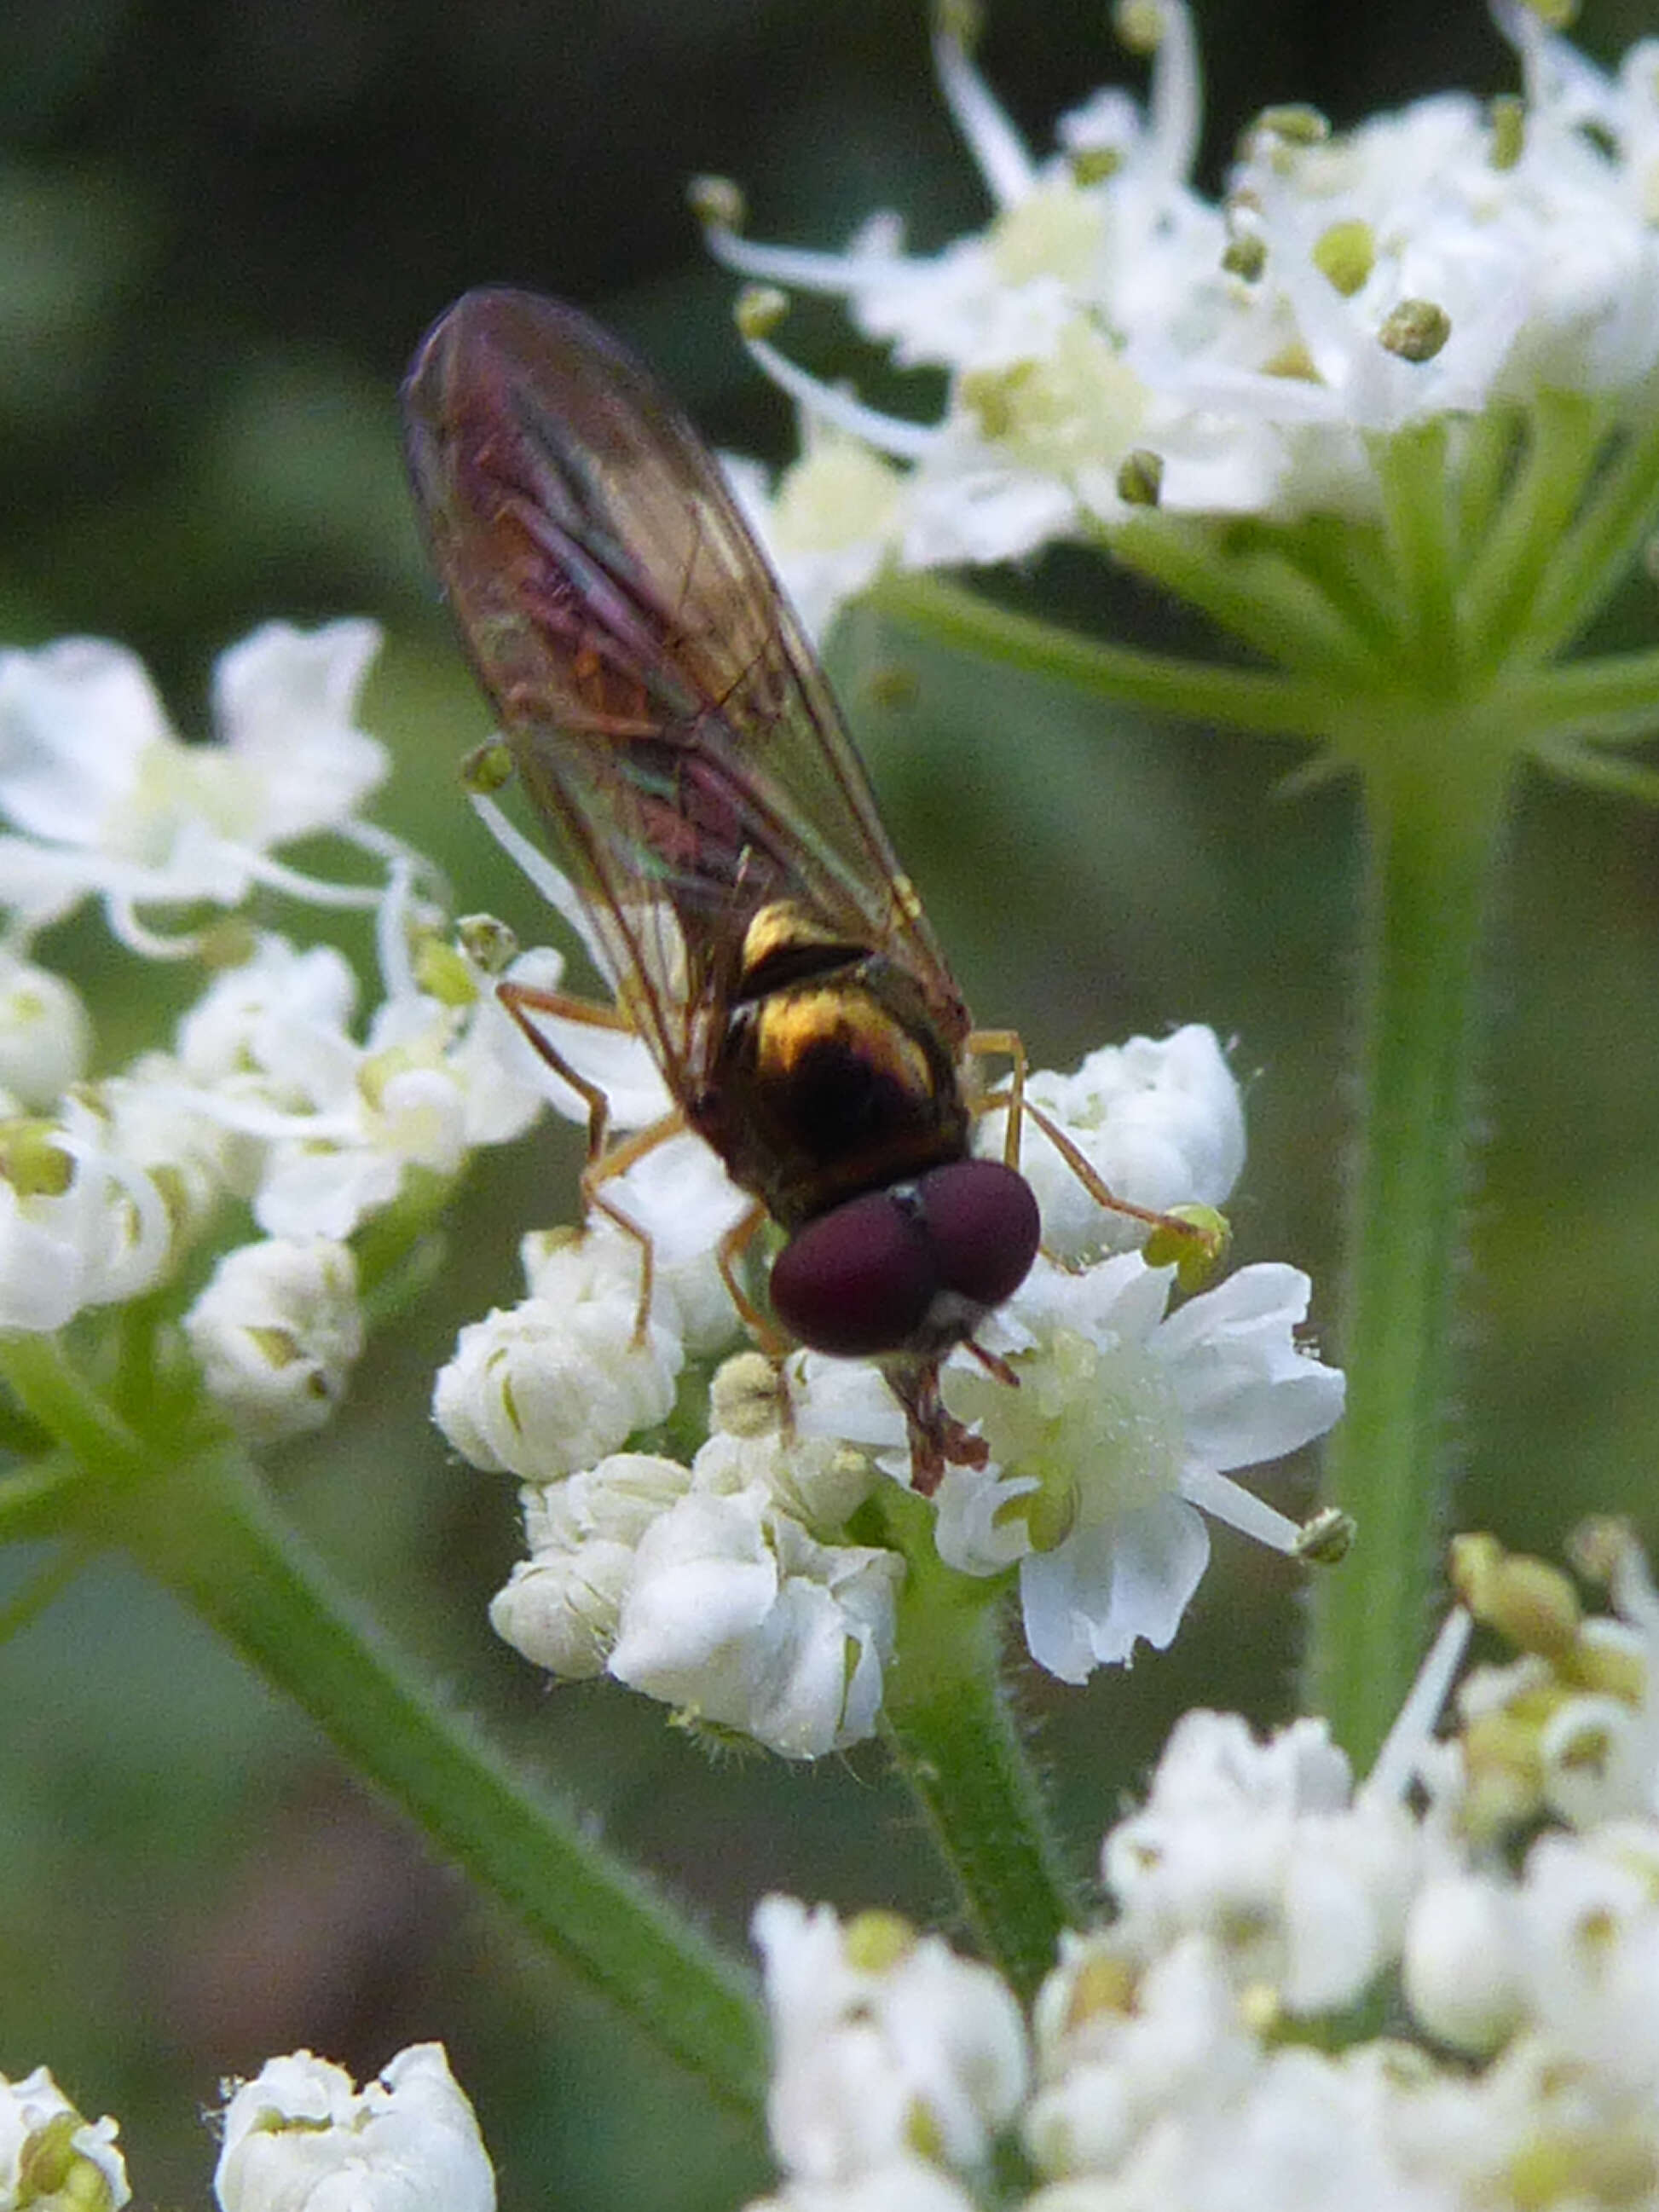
[0,2042,494,2212]
[0,626,550,1441]
[440,1022,1344,1747]
[0,2064,129,2212]
[0,622,391,949]
[708,1,1659,636]
[745,1528,1659,2212]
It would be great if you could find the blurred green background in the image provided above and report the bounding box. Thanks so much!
[3,2,1657,2206]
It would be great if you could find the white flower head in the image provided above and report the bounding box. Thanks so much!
[0,2065,129,2212]
[213,2044,494,2212]
[183,1237,364,1444]
[1402,1870,1528,2057]
[1099,1711,1419,2016]
[608,1486,900,1758]
[694,1412,879,1533]
[733,421,910,644]
[938,1253,1344,1682]
[170,926,546,1245]
[754,1897,1028,2182]
[0,1094,173,1331]
[975,1025,1246,1262]
[433,1223,682,1481]
[1025,1930,1257,2180]
[1508,1824,1659,2094]
[488,1451,693,1679]
[705,2,1659,632]
[0,622,392,949]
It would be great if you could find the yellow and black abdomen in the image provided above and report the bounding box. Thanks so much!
[694,898,971,1230]
[706,960,970,1230]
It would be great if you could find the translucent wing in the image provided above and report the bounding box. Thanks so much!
[402,287,967,1084]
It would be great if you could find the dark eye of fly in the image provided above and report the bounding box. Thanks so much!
[768,1160,1040,1360]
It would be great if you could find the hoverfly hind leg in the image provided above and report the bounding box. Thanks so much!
[576,1112,688,1344]
[498,977,685,1344]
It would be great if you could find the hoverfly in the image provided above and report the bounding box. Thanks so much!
[402,290,1168,1488]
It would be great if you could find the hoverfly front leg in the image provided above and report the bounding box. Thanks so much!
[498,978,682,1343]
[884,1354,990,1498]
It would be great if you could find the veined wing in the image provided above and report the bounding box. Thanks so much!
[402,286,967,1082]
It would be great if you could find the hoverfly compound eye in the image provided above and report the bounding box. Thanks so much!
[912,1159,1041,1313]
[768,1188,938,1358]
[770,1160,1041,1360]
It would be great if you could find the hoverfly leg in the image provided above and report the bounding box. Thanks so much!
[580,1111,685,1343]
[884,1355,990,1499]
[964,1026,1028,1170]
[715,1209,801,1445]
[716,1203,788,1354]
[498,977,633,1158]
[498,977,683,1344]
[962,1337,1020,1391]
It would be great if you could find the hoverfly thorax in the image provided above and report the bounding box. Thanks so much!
[402,289,1042,1482]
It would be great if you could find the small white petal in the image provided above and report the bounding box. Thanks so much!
[1020,1493,1210,1682]
[754,1896,1027,2181]
[1155,1264,1344,1467]
[0,951,90,1106]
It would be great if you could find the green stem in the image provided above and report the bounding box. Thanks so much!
[1268,516,1404,660]
[876,1489,1078,2002]
[1452,407,1523,568]
[870,571,1336,739]
[0,1337,769,2132]
[1307,738,1512,1764]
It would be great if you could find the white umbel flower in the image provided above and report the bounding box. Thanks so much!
[183,1237,364,1443]
[707,1,1659,636]
[489,1452,693,1679]
[0,950,90,1108]
[213,2045,494,2212]
[0,1095,172,1331]
[755,1897,1028,2183]
[1100,1711,1419,2015]
[608,1486,900,1758]
[939,1254,1344,1682]
[0,623,390,948]
[0,2065,129,2212]
[433,1225,682,1481]
[172,928,546,1244]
